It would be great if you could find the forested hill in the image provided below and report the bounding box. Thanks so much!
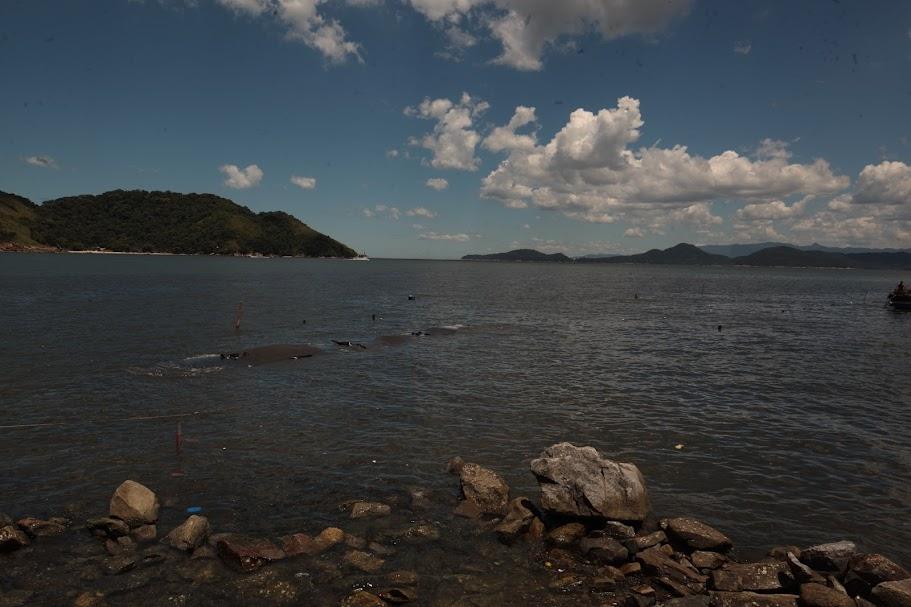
[0,190,357,257]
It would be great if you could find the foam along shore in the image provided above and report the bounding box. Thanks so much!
[1,442,909,607]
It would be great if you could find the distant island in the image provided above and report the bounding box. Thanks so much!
[0,190,357,257]
[463,243,911,270]
[462,249,571,262]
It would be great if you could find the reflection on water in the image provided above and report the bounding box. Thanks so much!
[1,254,910,566]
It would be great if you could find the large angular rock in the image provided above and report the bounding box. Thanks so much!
[709,592,797,607]
[579,536,630,565]
[494,497,536,541]
[848,554,909,587]
[0,525,30,551]
[662,518,732,552]
[715,560,793,592]
[164,515,209,551]
[530,443,650,521]
[109,481,159,527]
[458,463,510,516]
[216,535,285,572]
[800,583,856,607]
[637,546,708,584]
[799,541,856,572]
[873,579,911,607]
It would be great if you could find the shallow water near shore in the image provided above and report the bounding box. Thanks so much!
[1,254,910,599]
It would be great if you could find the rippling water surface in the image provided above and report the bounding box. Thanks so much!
[1,253,910,564]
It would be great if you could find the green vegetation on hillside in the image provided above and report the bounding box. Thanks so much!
[0,190,357,257]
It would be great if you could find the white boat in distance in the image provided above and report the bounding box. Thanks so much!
[350,254,370,261]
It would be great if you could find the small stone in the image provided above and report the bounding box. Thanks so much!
[377,587,417,604]
[800,541,857,573]
[621,562,643,576]
[580,536,630,565]
[402,523,440,542]
[548,523,587,547]
[105,554,138,575]
[216,535,285,572]
[873,579,911,607]
[526,517,546,540]
[708,591,798,607]
[0,525,30,551]
[633,584,656,596]
[131,524,157,543]
[662,518,732,552]
[344,550,385,573]
[342,590,387,607]
[800,583,855,607]
[109,480,160,527]
[73,591,107,607]
[17,517,66,537]
[458,462,510,516]
[632,531,667,551]
[601,521,637,540]
[692,551,727,570]
[164,515,209,551]
[494,497,536,541]
[280,533,317,557]
[388,570,419,586]
[86,517,130,538]
[314,527,345,552]
[350,501,391,519]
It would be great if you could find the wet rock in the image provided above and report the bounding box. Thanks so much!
[447,456,466,475]
[131,524,157,543]
[351,501,391,519]
[621,561,643,576]
[345,533,368,549]
[164,515,209,551]
[634,584,657,597]
[377,587,417,604]
[458,463,510,516]
[717,560,793,592]
[105,554,138,575]
[549,574,585,593]
[632,531,668,551]
[787,553,826,584]
[73,591,107,607]
[17,517,66,537]
[342,590,387,607]
[344,549,385,573]
[86,517,130,539]
[665,597,711,607]
[873,580,911,607]
[315,527,345,551]
[662,518,732,552]
[216,535,285,572]
[799,542,856,573]
[109,480,160,527]
[580,536,630,565]
[708,592,798,607]
[601,521,638,540]
[769,546,803,560]
[692,551,727,570]
[494,498,536,541]
[826,575,847,595]
[453,500,483,519]
[530,442,651,521]
[800,583,855,607]
[0,525,30,551]
[388,570,419,585]
[637,546,708,584]
[847,553,909,587]
[527,517,546,540]
[402,522,440,542]
[280,533,317,557]
[548,523,588,547]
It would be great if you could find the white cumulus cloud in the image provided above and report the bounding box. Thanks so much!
[425,177,449,190]
[290,175,317,189]
[405,92,489,170]
[24,155,58,169]
[362,204,401,219]
[220,163,264,189]
[406,207,438,218]
[419,231,472,241]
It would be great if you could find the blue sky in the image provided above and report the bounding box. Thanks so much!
[2,0,910,258]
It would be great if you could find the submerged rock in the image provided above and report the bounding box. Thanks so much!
[216,535,285,572]
[164,515,209,551]
[86,517,130,539]
[0,525,30,551]
[109,481,160,527]
[17,517,66,537]
[494,498,536,541]
[547,523,587,547]
[350,501,391,519]
[344,549,385,573]
[131,524,157,543]
[530,442,650,521]
[662,518,732,552]
[458,463,510,516]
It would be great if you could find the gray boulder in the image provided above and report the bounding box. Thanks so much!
[530,443,650,521]
[662,518,732,552]
[873,579,911,607]
[109,480,160,527]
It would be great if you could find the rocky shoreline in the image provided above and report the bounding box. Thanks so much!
[1,443,909,607]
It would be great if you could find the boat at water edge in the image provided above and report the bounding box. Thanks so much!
[888,288,911,310]
[350,253,370,261]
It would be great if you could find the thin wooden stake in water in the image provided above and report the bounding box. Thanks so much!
[234,302,244,331]
[176,421,183,455]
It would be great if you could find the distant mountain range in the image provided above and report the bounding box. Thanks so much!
[0,189,357,257]
[463,244,911,270]
[462,249,572,262]
[700,242,911,257]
